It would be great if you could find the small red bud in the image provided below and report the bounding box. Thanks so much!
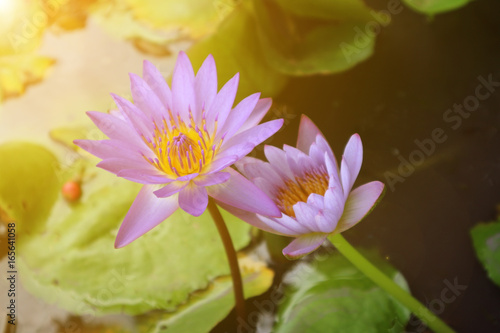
[62,181,82,202]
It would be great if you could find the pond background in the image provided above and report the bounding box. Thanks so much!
[0,0,500,332]
[260,0,500,331]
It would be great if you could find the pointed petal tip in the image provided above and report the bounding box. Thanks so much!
[300,114,311,124]
[128,72,140,82]
[203,53,215,64]
[114,238,127,249]
[143,59,153,68]
[297,114,323,153]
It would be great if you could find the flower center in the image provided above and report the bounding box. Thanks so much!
[275,167,329,217]
[141,110,223,177]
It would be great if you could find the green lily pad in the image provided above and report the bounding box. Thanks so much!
[3,135,273,331]
[471,220,500,287]
[274,250,411,332]
[187,3,288,101]
[19,179,256,315]
[403,0,471,15]
[252,0,377,76]
[138,256,274,333]
[0,142,61,237]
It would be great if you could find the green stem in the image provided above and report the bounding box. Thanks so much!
[328,234,455,333]
[207,199,246,320]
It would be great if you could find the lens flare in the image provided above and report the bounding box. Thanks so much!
[0,0,20,30]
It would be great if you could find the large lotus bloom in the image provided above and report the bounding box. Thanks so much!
[229,115,385,259]
[75,52,283,248]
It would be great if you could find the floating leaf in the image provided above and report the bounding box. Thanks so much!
[138,256,274,333]
[252,0,377,76]
[91,2,176,56]
[0,142,60,236]
[50,0,100,31]
[471,220,500,287]
[0,0,57,101]
[49,125,90,151]
[274,251,411,332]
[0,54,55,102]
[188,4,287,100]
[402,0,471,15]
[124,0,237,39]
[19,176,257,315]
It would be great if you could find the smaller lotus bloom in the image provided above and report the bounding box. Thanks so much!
[230,115,385,259]
[75,52,283,248]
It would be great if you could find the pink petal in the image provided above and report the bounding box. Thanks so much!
[293,201,338,234]
[178,183,209,216]
[237,98,272,134]
[206,73,239,132]
[194,54,217,119]
[236,157,284,188]
[297,115,325,153]
[323,186,346,217]
[218,201,306,237]
[117,169,173,184]
[217,93,260,140]
[129,73,167,122]
[283,144,315,178]
[314,210,339,234]
[193,172,230,186]
[256,214,307,236]
[111,94,152,135]
[172,51,196,120]
[206,155,238,174]
[282,233,328,260]
[292,202,320,232]
[207,168,281,217]
[85,111,145,150]
[253,177,278,198]
[77,139,156,164]
[153,181,189,198]
[115,185,179,248]
[264,145,294,180]
[97,157,154,174]
[75,139,132,160]
[340,134,363,196]
[216,202,291,236]
[314,134,336,167]
[340,158,351,197]
[335,181,385,234]
[306,193,325,210]
[143,60,172,110]
[325,152,341,191]
[218,119,284,160]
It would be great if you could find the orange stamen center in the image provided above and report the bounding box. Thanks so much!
[275,168,329,217]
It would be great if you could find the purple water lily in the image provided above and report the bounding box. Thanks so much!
[75,52,283,248]
[230,115,385,259]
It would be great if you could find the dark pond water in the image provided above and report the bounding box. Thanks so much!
[216,0,500,331]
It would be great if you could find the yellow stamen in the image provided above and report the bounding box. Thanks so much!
[141,110,222,177]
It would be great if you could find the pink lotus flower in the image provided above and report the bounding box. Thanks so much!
[75,52,283,248]
[229,115,385,259]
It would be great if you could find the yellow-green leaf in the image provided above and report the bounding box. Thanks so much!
[0,142,61,237]
[138,256,274,333]
[403,0,472,15]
